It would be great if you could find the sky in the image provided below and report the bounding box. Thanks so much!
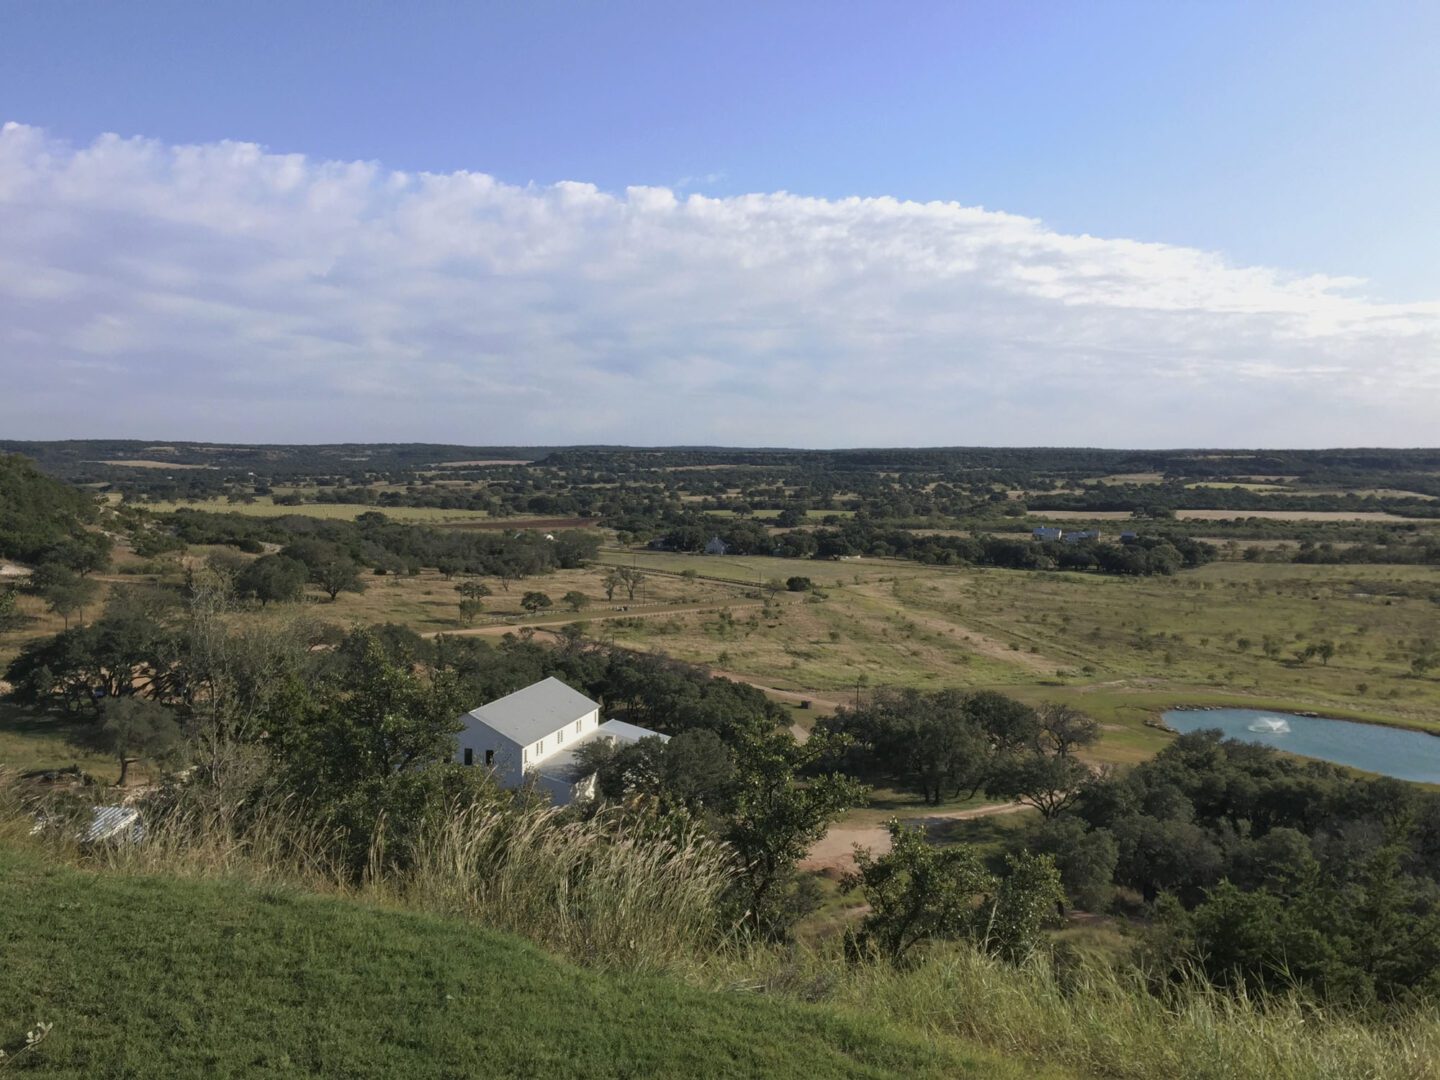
[1,0,1437,447]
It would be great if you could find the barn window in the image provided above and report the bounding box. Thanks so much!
[485,749,495,767]
[463,748,473,766]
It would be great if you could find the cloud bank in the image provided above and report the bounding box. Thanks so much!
[1,121,1436,446]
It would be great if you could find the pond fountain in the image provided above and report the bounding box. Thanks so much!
[1247,716,1292,734]
[1163,708,1440,783]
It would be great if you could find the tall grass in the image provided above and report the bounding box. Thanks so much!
[5,767,1437,1079]
[759,943,1440,1080]
[5,770,734,975]
[371,800,736,971]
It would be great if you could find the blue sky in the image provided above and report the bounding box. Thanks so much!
[1,1,1437,445]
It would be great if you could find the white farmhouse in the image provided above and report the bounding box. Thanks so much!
[454,676,668,805]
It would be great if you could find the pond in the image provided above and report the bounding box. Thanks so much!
[1162,708,1440,784]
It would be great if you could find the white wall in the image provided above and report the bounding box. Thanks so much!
[455,706,602,794]
[453,719,525,788]
[539,707,599,760]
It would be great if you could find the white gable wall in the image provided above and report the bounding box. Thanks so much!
[455,705,602,791]
[454,719,527,787]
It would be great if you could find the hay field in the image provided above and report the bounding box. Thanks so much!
[599,549,935,585]
[1174,509,1423,522]
[133,496,494,523]
[96,459,215,470]
[1031,509,1430,522]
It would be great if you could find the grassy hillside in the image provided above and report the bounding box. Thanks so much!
[0,847,1052,1079]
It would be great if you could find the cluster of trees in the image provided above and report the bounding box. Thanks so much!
[0,454,107,566]
[816,689,1099,814]
[1029,483,1440,520]
[1025,731,1440,1006]
[151,508,601,585]
[660,518,1215,576]
[1289,537,1440,566]
[847,821,1062,964]
[0,454,114,632]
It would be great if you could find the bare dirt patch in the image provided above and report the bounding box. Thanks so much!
[800,802,1029,874]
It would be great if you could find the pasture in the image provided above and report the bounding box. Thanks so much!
[590,555,1440,759]
[1030,509,1431,522]
[129,496,495,523]
[5,541,1438,776]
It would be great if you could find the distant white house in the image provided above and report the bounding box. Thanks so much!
[704,535,729,555]
[1032,526,1063,542]
[454,677,668,805]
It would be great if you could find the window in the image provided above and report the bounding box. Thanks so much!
[537,739,544,755]
[523,747,529,763]
[485,749,495,767]
[463,748,473,766]
[575,720,581,733]
[557,729,564,745]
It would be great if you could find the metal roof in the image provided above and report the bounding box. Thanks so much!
[82,806,145,845]
[462,676,600,745]
[599,719,670,745]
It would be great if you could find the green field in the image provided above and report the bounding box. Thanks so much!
[0,846,1045,1079]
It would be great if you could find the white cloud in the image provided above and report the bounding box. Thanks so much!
[1,120,1436,446]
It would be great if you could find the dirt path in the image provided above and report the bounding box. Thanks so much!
[848,580,1063,675]
[799,801,1030,875]
[420,600,762,638]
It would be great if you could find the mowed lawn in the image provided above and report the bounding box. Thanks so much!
[0,848,1053,1080]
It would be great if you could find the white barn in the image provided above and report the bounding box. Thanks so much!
[454,676,668,805]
